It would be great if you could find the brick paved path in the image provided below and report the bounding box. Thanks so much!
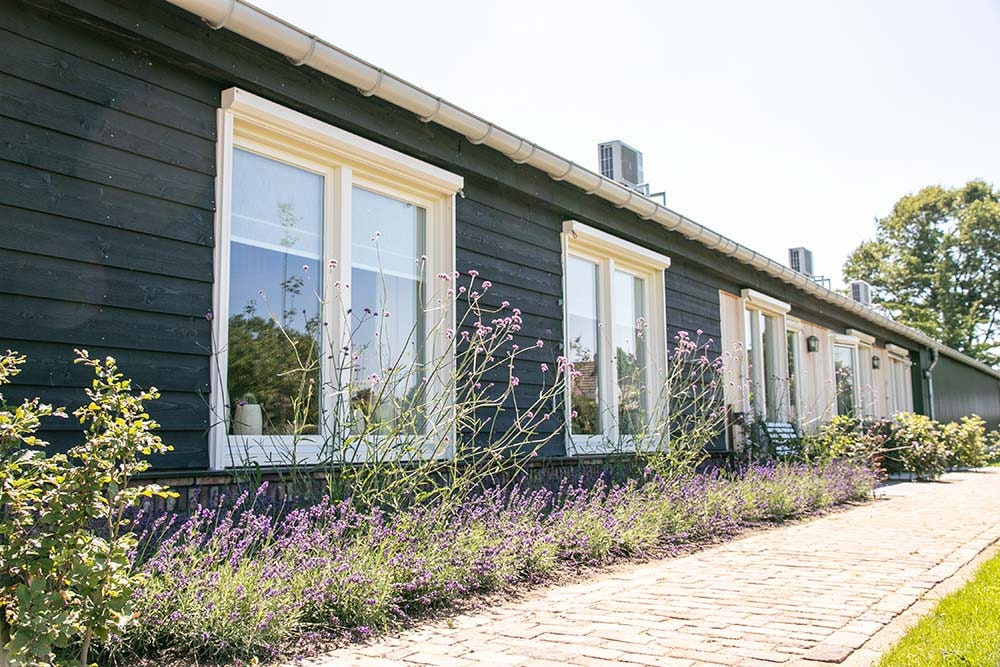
[309,469,1000,667]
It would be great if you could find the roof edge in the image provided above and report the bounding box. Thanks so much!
[164,0,1000,381]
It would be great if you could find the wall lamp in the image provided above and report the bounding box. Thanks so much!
[872,355,881,370]
[806,335,820,353]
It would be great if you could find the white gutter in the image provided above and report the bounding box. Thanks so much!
[165,0,1000,382]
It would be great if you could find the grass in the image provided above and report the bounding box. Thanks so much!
[878,549,1000,666]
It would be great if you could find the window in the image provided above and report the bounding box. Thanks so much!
[832,334,861,417]
[562,221,670,453]
[847,329,876,417]
[785,318,803,425]
[886,344,913,414]
[740,289,791,422]
[211,89,463,468]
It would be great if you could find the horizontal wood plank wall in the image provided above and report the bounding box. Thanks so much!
[0,3,217,468]
[931,356,1000,430]
[456,178,565,456]
[665,263,722,356]
[5,0,961,469]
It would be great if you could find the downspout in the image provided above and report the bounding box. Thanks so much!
[924,348,940,420]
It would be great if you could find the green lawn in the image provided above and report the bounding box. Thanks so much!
[878,550,1000,666]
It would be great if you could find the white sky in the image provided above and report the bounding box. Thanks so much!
[252,0,1000,286]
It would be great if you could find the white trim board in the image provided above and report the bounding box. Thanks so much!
[740,288,791,315]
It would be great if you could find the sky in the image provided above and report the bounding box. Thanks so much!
[251,0,1000,286]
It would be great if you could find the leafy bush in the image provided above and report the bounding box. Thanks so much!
[0,350,175,665]
[801,415,860,462]
[887,412,948,480]
[103,462,877,664]
[942,415,987,469]
[987,430,1000,465]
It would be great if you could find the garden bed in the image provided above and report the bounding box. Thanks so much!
[100,461,878,665]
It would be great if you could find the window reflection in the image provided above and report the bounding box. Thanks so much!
[567,256,601,435]
[350,187,426,433]
[834,344,856,416]
[227,149,322,436]
[614,271,646,435]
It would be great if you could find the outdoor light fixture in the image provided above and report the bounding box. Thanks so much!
[806,335,820,353]
[872,355,881,370]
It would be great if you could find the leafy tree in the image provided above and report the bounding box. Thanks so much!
[844,180,1000,366]
[0,350,175,665]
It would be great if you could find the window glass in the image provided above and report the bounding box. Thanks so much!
[227,148,322,435]
[567,256,601,435]
[350,186,426,431]
[857,347,873,416]
[834,344,856,416]
[762,314,783,420]
[745,309,769,418]
[744,309,756,412]
[614,271,647,435]
[787,331,799,423]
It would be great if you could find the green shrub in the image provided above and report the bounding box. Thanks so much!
[799,417,889,479]
[0,350,175,665]
[888,412,948,480]
[943,415,987,469]
[801,415,861,462]
[987,430,1000,465]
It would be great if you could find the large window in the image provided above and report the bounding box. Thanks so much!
[785,319,803,425]
[562,221,670,453]
[832,334,861,417]
[847,329,876,417]
[211,89,462,468]
[886,344,914,414]
[740,290,791,422]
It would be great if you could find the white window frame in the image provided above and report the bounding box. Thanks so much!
[561,220,670,455]
[886,344,913,414]
[210,88,463,469]
[847,329,876,417]
[785,316,804,425]
[740,289,791,422]
[832,333,861,417]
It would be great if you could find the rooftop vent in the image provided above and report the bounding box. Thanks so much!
[850,280,873,307]
[788,247,814,277]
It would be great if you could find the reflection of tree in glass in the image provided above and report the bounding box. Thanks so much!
[277,201,303,327]
[228,313,319,435]
[228,199,319,437]
[617,347,644,435]
[835,361,855,417]
[569,335,599,434]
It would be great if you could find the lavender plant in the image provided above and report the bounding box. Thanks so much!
[106,460,877,663]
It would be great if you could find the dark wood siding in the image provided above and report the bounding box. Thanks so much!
[6,0,994,471]
[0,1,217,468]
[456,178,566,456]
[931,356,1000,429]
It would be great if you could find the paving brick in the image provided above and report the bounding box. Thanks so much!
[802,644,854,663]
[304,470,1000,667]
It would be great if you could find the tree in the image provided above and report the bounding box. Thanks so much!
[844,180,1000,367]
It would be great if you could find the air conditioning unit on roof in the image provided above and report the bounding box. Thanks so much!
[850,280,873,307]
[788,247,814,277]
[598,140,645,193]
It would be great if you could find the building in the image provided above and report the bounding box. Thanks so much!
[2,0,998,474]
